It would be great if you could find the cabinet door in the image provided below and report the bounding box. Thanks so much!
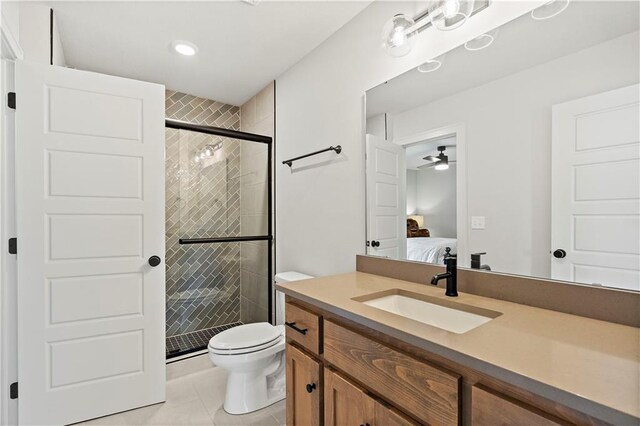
[374,400,420,426]
[324,368,375,426]
[286,344,321,426]
[472,385,565,426]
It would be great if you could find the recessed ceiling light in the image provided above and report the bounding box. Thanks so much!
[242,0,262,5]
[531,0,570,20]
[171,40,198,56]
[417,59,442,73]
[465,33,494,51]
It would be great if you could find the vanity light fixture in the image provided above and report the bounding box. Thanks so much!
[194,142,222,163]
[382,0,489,57]
[531,0,570,20]
[428,0,475,31]
[171,40,198,56]
[382,14,416,57]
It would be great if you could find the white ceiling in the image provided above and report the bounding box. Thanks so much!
[367,1,640,117]
[48,1,371,106]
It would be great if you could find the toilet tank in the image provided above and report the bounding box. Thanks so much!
[274,271,313,325]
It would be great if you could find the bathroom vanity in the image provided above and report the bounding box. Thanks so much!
[277,269,640,426]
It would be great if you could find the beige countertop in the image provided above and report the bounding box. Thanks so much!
[276,272,640,425]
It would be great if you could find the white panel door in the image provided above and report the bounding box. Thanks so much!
[551,84,639,291]
[16,61,165,425]
[366,134,406,259]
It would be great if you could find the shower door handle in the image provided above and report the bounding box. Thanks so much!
[148,256,162,267]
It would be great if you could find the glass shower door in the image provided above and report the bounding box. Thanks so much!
[165,122,272,358]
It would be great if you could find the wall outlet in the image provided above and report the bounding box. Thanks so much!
[471,216,486,230]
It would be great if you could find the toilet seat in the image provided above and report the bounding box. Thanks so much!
[208,323,284,355]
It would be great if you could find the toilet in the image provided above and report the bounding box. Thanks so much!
[208,271,313,415]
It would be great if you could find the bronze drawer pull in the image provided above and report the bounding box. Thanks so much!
[285,321,308,335]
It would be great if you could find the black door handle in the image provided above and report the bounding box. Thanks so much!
[553,249,566,259]
[306,383,316,393]
[371,240,380,248]
[285,321,308,335]
[148,256,162,267]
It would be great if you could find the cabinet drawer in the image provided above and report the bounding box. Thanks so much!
[324,320,460,426]
[472,385,566,426]
[285,302,321,355]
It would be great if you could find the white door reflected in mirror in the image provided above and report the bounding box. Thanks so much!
[551,84,640,291]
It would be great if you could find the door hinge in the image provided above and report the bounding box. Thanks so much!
[7,92,16,110]
[9,382,17,399]
[8,238,17,254]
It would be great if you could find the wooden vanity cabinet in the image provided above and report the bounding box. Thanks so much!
[324,368,374,426]
[323,319,460,426]
[284,298,605,426]
[324,368,419,426]
[373,400,421,426]
[286,343,321,426]
[472,385,567,426]
[285,301,321,355]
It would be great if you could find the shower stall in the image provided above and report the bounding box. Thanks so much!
[164,119,273,358]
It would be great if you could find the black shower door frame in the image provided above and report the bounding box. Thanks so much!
[165,118,274,327]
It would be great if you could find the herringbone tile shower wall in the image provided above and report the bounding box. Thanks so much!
[165,90,242,337]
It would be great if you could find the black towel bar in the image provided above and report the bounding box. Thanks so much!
[282,145,342,167]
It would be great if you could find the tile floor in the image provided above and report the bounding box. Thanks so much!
[166,323,243,357]
[78,354,285,426]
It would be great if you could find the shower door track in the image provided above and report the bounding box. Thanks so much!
[165,118,275,329]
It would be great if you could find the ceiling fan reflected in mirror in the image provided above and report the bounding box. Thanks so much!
[420,145,456,170]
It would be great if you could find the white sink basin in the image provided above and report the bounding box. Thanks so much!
[355,290,501,334]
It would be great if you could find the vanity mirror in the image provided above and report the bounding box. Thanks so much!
[365,1,639,292]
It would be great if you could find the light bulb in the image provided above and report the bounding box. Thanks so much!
[391,28,407,47]
[443,0,461,18]
[429,0,475,31]
[382,14,416,57]
[171,40,199,56]
[194,156,200,163]
[205,148,213,156]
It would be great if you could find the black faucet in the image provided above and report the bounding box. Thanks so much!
[430,247,458,297]
[470,252,491,271]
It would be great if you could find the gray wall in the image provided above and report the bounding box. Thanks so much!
[408,165,457,238]
[239,82,274,324]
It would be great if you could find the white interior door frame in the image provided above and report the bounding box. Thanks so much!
[393,123,469,266]
[0,15,23,425]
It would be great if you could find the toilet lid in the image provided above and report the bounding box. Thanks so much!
[208,323,283,351]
